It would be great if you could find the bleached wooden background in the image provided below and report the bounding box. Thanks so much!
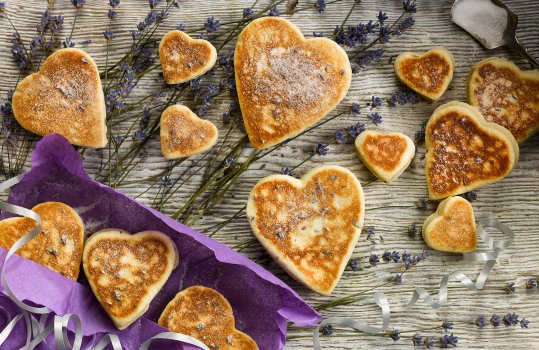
[1,0,538,349]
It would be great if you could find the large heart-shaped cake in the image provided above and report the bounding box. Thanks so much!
[423,196,477,253]
[159,286,258,350]
[355,130,415,183]
[394,48,454,101]
[467,57,539,144]
[0,202,84,280]
[159,30,217,84]
[246,165,365,295]
[83,229,179,330]
[425,101,519,199]
[12,48,107,148]
[234,17,352,149]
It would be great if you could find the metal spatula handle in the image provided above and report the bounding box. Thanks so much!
[509,36,539,68]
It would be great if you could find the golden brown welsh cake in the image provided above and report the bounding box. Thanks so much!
[83,229,179,330]
[159,30,217,84]
[467,57,539,144]
[425,101,519,200]
[423,196,477,253]
[159,286,258,350]
[0,202,84,280]
[234,17,352,149]
[160,104,219,159]
[355,130,415,183]
[394,48,455,101]
[12,48,107,148]
[246,165,365,295]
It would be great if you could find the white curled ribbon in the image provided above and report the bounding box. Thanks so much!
[0,174,209,350]
[313,217,514,349]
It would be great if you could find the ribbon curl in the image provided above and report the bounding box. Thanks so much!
[0,174,209,350]
[313,217,514,350]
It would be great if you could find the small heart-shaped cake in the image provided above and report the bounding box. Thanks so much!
[425,101,519,200]
[160,104,218,159]
[246,165,365,295]
[235,17,352,149]
[422,196,476,253]
[83,229,179,330]
[0,202,84,280]
[394,48,455,101]
[159,286,258,350]
[355,130,415,183]
[467,57,539,144]
[12,48,107,148]
[159,30,217,84]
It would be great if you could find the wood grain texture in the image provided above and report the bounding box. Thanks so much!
[1,0,538,349]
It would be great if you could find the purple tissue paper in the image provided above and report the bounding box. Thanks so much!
[0,134,320,349]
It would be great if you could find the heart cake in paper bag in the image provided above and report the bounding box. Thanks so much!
[246,165,365,295]
[425,101,518,200]
[12,48,107,148]
[467,57,539,143]
[159,286,258,350]
[0,134,320,349]
[394,48,454,101]
[0,201,84,280]
[83,229,179,330]
[235,17,352,149]
[423,196,477,253]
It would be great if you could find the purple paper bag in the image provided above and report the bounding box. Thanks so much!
[0,134,320,349]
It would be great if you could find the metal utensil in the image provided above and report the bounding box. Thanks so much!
[451,0,539,68]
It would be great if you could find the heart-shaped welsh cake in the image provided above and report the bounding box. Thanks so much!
[83,229,179,330]
[160,104,219,159]
[246,165,365,295]
[467,57,539,144]
[425,101,519,200]
[0,202,84,280]
[12,48,107,148]
[355,130,415,183]
[159,286,258,350]
[422,196,476,253]
[235,17,352,149]
[159,30,217,84]
[394,48,455,101]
